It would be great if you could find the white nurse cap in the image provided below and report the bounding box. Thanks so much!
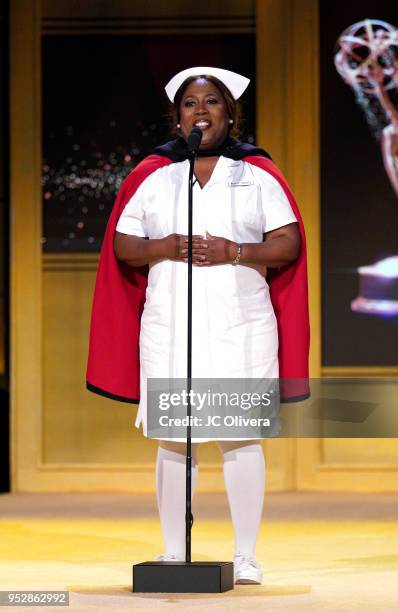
[165,66,250,103]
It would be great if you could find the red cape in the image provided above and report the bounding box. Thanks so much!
[86,154,310,403]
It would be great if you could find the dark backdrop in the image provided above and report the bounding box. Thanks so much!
[320,1,398,365]
[42,34,256,253]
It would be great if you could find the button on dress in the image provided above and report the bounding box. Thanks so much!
[115,155,298,441]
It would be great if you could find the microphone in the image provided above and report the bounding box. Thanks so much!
[187,127,203,153]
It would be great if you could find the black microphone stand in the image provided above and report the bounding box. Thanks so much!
[185,146,196,563]
[133,130,234,593]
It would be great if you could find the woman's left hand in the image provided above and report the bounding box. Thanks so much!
[185,231,236,266]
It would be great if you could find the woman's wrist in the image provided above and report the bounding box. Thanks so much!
[160,234,185,261]
[231,243,242,265]
[228,241,242,265]
[141,237,170,263]
[157,236,169,259]
[159,235,181,260]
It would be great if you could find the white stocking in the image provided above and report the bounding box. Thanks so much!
[221,443,265,557]
[155,446,199,558]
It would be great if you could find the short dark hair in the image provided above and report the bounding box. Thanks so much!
[168,74,243,139]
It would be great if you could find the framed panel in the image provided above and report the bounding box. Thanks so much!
[320,0,398,368]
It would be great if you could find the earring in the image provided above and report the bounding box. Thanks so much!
[228,119,234,124]
[176,123,181,128]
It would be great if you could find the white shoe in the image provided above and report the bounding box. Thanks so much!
[233,553,263,584]
[155,553,184,562]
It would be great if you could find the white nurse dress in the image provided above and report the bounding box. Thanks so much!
[115,155,298,441]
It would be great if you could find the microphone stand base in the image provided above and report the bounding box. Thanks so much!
[133,561,234,593]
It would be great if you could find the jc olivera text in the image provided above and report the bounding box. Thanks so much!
[158,415,271,428]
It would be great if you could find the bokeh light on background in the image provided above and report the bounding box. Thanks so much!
[42,119,160,251]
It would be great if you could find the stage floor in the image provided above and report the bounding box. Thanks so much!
[0,492,397,610]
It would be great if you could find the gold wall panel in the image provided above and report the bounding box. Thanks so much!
[42,255,145,465]
[297,438,398,492]
[323,439,398,465]
[256,0,321,378]
[42,0,255,19]
[10,0,43,492]
[42,0,255,35]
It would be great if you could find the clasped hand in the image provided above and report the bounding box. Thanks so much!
[167,231,236,266]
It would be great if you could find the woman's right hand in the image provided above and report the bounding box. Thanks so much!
[114,231,189,267]
[162,234,204,262]
[114,231,205,267]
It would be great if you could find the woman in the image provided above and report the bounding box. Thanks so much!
[86,67,310,585]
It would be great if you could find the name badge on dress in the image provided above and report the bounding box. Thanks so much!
[228,180,255,187]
